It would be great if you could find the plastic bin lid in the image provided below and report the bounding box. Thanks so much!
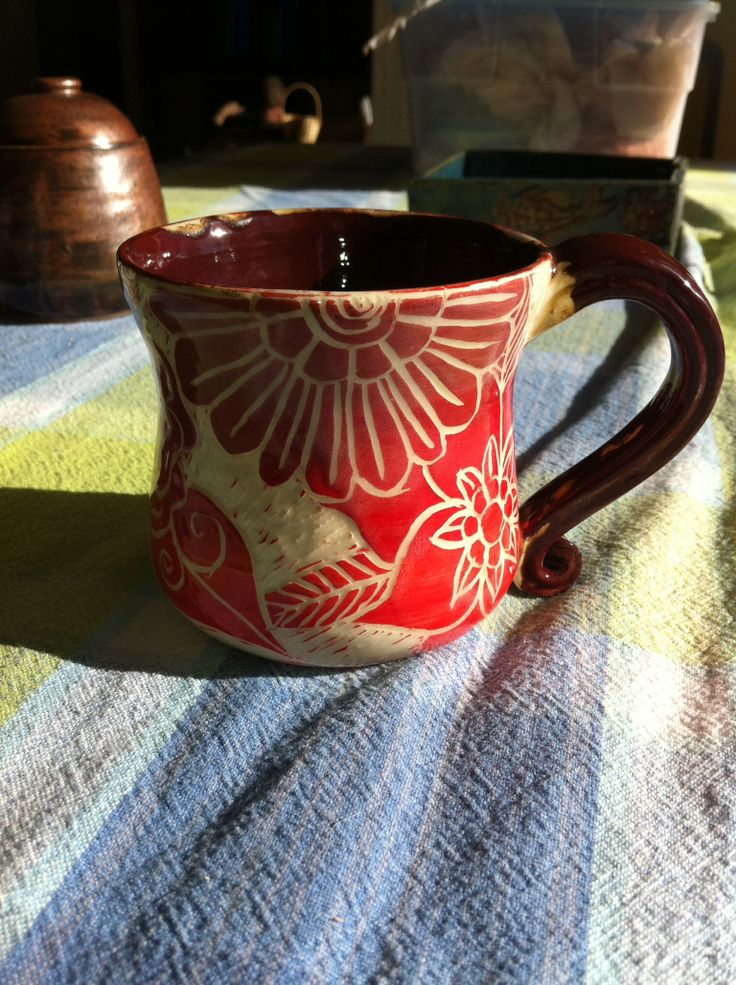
[389,0,718,14]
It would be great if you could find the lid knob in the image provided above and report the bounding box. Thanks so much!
[0,76,138,146]
[32,77,82,94]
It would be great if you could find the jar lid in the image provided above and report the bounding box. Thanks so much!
[0,77,139,148]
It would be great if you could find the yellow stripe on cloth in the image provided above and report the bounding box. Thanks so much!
[0,369,156,493]
[0,370,158,722]
[605,493,734,665]
[163,186,243,222]
[0,648,61,727]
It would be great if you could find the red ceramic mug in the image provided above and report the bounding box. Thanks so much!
[117,210,724,667]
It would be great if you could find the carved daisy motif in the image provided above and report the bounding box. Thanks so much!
[430,425,522,616]
[149,280,529,499]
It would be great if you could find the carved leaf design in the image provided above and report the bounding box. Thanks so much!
[274,623,427,666]
[266,548,393,630]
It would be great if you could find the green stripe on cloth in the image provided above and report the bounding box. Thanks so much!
[685,170,736,506]
[605,492,733,663]
[583,168,736,985]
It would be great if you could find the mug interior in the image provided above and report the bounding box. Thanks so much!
[118,209,545,292]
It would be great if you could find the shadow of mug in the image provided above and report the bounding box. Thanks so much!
[0,487,363,679]
[0,488,235,677]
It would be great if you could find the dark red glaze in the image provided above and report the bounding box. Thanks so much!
[119,210,543,292]
[516,232,725,596]
[0,77,166,321]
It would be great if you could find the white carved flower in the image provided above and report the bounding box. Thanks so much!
[430,426,521,615]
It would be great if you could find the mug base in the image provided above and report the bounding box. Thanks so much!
[188,615,428,669]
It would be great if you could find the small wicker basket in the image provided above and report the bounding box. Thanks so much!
[281,82,323,144]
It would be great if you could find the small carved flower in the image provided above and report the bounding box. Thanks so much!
[430,426,521,615]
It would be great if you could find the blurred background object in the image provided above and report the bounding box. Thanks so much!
[280,82,323,143]
[0,1,373,161]
[0,76,166,321]
[0,1,731,162]
[371,0,722,173]
[209,78,324,148]
[409,150,687,249]
[369,0,735,163]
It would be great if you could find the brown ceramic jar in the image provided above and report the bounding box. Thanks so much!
[0,77,167,321]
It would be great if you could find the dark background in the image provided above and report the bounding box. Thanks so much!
[0,0,732,161]
[1,0,373,160]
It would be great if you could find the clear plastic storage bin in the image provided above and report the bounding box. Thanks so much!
[400,0,719,172]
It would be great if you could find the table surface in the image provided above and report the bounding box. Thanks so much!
[1,146,735,985]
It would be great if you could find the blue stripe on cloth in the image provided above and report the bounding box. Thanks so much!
[1,647,462,984]
[0,592,226,961]
[365,628,607,985]
[1,629,606,985]
[0,317,135,396]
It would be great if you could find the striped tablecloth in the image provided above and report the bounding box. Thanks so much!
[1,152,734,985]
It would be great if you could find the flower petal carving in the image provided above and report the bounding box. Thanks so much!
[150,279,529,498]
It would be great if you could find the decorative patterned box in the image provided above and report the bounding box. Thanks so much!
[409,150,687,251]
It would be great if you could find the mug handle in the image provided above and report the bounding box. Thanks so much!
[515,232,725,596]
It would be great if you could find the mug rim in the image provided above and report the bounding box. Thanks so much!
[116,207,553,296]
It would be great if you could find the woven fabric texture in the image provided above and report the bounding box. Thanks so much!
[0,164,734,985]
